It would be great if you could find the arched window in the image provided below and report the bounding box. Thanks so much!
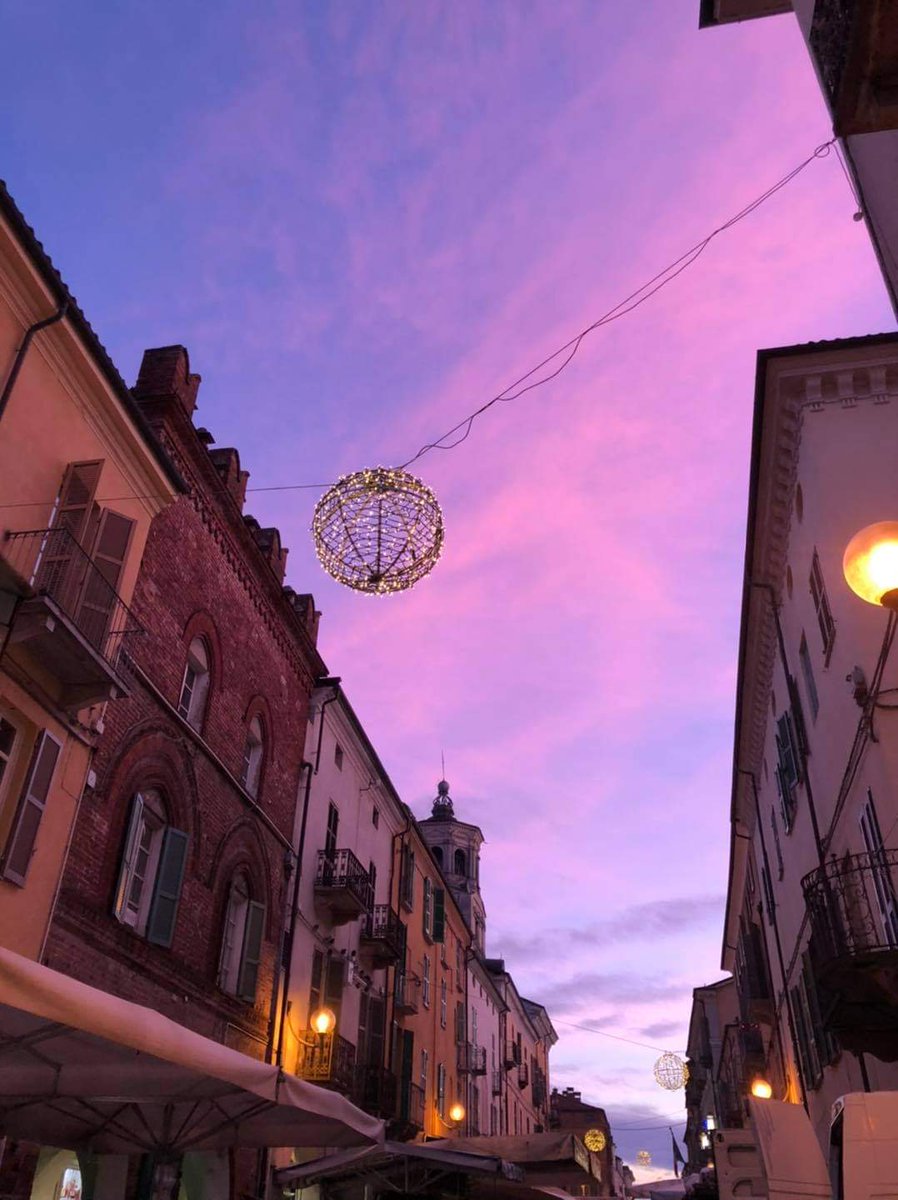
[454,848,467,877]
[178,638,210,730]
[218,872,266,1001]
[241,715,264,798]
[114,789,188,946]
[432,845,443,867]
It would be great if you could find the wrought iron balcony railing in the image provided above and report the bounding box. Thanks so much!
[457,1042,487,1075]
[314,848,374,922]
[2,528,141,707]
[352,1065,397,1118]
[504,1041,520,1069]
[394,971,419,1015]
[517,1060,529,1089]
[491,1069,503,1096]
[803,849,898,969]
[532,1079,546,1108]
[296,1030,356,1093]
[809,0,898,135]
[397,1081,425,1131]
[360,904,406,963]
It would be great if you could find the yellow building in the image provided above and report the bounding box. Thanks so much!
[0,183,181,959]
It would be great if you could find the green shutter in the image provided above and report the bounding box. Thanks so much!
[433,887,445,943]
[146,827,189,947]
[2,730,62,886]
[237,900,266,1002]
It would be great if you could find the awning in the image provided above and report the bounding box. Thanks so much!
[275,1140,547,1199]
[0,947,383,1154]
[426,1133,597,1177]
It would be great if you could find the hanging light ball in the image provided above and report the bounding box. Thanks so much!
[653,1051,689,1091]
[636,1150,652,1167]
[312,466,444,596]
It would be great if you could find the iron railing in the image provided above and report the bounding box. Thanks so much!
[457,1043,487,1075]
[517,1060,529,1089]
[352,1065,397,1117]
[491,1069,503,1096]
[803,849,898,969]
[361,904,406,959]
[315,848,374,912]
[394,971,419,1014]
[3,528,141,671]
[504,1041,520,1069]
[716,1022,766,1129]
[399,1081,425,1129]
[296,1030,356,1092]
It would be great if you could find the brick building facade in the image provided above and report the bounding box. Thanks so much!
[41,345,325,1194]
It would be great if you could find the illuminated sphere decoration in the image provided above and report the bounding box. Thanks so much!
[312,467,444,596]
[636,1151,652,1167]
[583,1129,606,1153]
[653,1051,689,1091]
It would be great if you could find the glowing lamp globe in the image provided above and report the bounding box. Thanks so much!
[310,1006,336,1036]
[448,1102,466,1123]
[312,467,444,595]
[843,522,898,609]
[653,1051,688,1091]
[750,1077,773,1100]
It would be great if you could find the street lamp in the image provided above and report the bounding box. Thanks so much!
[309,1006,336,1036]
[749,1076,773,1100]
[843,522,898,610]
[448,1102,466,1124]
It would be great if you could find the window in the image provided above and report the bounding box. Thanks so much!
[422,954,431,1007]
[325,802,339,860]
[860,791,898,945]
[432,887,445,943]
[399,844,415,910]
[457,942,464,991]
[310,950,344,1026]
[114,790,188,946]
[760,864,775,926]
[437,1063,446,1118]
[455,1001,465,1044]
[334,742,343,770]
[178,638,210,730]
[775,711,801,832]
[472,1006,479,1048]
[799,633,819,721]
[369,861,377,901]
[372,806,380,828]
[770,809,784,879]
[432,845,443,866]
[218,874,266,1002]
[241,716,264,798]
[791,977,822,1090]
[440,979,447,1028]
[1,728,62,886]
[809,550,836,663]
[454,848,467,876]
[420,1048,429,1093]
[423,878,433,939]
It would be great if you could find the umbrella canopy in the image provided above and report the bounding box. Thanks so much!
[0,947,383,1154]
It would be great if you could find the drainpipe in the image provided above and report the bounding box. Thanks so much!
[387,806,413,1097]
[0,301,69,424]
[273,678,341,1067]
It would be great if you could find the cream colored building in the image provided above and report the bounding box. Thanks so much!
[0,182,181,960]
[719,331,898,1154]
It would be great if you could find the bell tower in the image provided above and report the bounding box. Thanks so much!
[419,779,487,952]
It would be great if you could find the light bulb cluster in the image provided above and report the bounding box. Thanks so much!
[636,1150,652,1167]
[312,466,444,596]
[653,1051,688,1091]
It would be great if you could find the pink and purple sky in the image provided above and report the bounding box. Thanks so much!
[4,0,895,1175]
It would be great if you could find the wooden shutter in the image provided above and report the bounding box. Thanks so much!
[367,996,386,1068]
[237,900,266,1002]
[146,827,189,947]
[357,992,370,1064]
[1,730,62,885]
[76,509,135,651]
[400,1030,414,1120]
[324,955,344,1020]
[54,461,103,542]
[433,887,446,942]
[423,878,432,936]
[113,793,145,919]
[455,1001,466,1044]
[35,462,102,600]
[325,803,339,859]
[309,950,324,1015]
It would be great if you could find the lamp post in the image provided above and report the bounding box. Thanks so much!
[843,522,898,610]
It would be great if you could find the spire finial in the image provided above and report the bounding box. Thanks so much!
[433,774,454,819]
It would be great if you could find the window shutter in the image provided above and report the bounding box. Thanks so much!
[433,887,446,942]
[146,827,189,947]
[423,878,432,936]
[36,462,103,600]
[324,954,344,1019]
[368,996,386,1068]
[309,949,324,1014]
[2,730,62,885]
[113,792,145,919]
[237,900,265,1003]
[76,509,135,651]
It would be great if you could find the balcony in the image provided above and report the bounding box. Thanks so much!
[352,1065,397,1118]
[803,850,898,1060]
[503,1041,520,1069]
[296,1030,356,1093]
[810,0,898,134]
[517,1060,529,1089]
[392,1081,425,1136]
[716,1022,766,1128]
[360,904,406,965]
[394,971,420,1015]
[532,1079,546,1107]
[314,849,373,924]
[1,528,140,711]
[457,1043,487,1075]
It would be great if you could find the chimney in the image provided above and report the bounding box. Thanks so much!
[244,515,289,584]
[283,588,321,645]
[134,346,201,416]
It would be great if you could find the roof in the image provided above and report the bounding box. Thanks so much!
[0,180,184,494]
